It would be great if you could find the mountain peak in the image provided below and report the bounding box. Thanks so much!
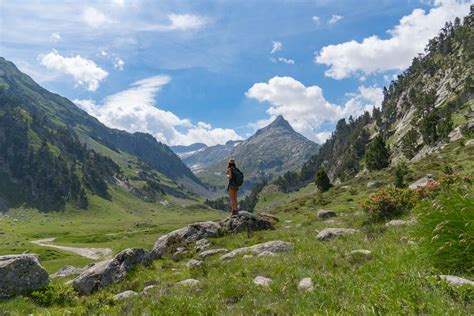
[266,115,294,131]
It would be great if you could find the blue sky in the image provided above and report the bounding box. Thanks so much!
[0,0,471,145]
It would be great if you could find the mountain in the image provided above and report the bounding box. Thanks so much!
[172,140,243,173]
[273,11,474,192]
[171,143,207,155]
[197,115,320,190]
[0,57,210,211]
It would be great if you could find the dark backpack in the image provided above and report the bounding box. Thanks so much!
[231,168,244,187]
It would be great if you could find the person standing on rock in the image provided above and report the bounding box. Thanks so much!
[226,158,244,216]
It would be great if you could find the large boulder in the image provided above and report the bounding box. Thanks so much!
[220,240,293,260]
[151,221,222,259]
[0,254,49,298]
[71,248,151,295]
[409,174,435,190]
[220,211,274,233]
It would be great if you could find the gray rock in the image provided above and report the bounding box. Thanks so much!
[349,249,372,262]
[0,254,49,298]
[409,175,435,189]
[51,265,85,278]
[221,240,293,260]
[385,219,416,227]
[439,275,474,286]
[151,221,222,260]
[175,279,200,287]
[71,248,151,295]
[114,290,138,301]
[199,248,228,258]
[243,255,253,259]
[195,239,212,251]
[142,285,157,295]
[317,210,337,220]
[186,259,203,268]
[253,276,272,287]
[220,211,274,233]
[465,139,474,146]
[317,228,359,241]
[257,251,277,257]
[298,277,314,292]
[367,181,382,188]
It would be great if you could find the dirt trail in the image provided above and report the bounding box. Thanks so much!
[31,238,112,260]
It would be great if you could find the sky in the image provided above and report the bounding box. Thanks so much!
[0,0,472,146]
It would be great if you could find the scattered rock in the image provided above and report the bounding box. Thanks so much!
[71,248,151,295]
[439,275,474,286]
[298,278,314,292]
[317,228,359,241]
[195,239,212,251]
[243,255,253,259]
[199,248,228,258]
[385,219,416,227]
[317,210,337,220]
[51,265,84,278]
[258,251,277,257]
[0,254,50,298]
[186,259,203,268]
[465,139,474,146]
[324,220,339,225]
[175,279,200,287]
[253,276,272,287]
[220,211,274,233]
[259,213,280,223]
[284,225,292,229]
[142,285,157,295]
[349,249,372,262]
[284,220,293,224]
[114,290,138,301]
[220,241,293,260]
[409,175,435,190]
[367,181,382,189]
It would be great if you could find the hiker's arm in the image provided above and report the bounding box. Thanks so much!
[226,168,232,179]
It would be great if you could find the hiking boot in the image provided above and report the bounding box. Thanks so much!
[231,209,239,216]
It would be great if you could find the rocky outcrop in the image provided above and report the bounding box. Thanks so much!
[199,248,228,258]
[186,259,203,268]
[220,240,293,260]
[71,248,151,295]
[408,175,435,189]
[0,254,49,298]
[220,211,274,233]
[195,239,212,251]
[317,228,359,241]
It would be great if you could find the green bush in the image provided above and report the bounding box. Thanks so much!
[315,168,332,192]
[362,187,418,222]
[30,283,77,307]
[415,191,474,276]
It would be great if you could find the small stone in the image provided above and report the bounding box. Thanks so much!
[253,276,272,287]
[284,225,291,229]
[258,251,277,257]
[317,228,359,241]
[186,259,203,268]
[385,219,416,227]
[324,220,339,225]
[439,275,474,286]
[142,285,157,295]
[243,255,253,259]
[114,290,138,301]
[317,210,337,220]
[367,181,382,188]
[350,249,372,259]
[284,220,293,224]
[175,279,200,287]
[199,248,228,258]
[298,278,314,292]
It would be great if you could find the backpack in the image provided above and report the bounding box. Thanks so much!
[231,167,244,187]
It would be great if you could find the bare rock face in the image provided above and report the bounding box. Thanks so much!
[220,211,274,233]
[71,248,151,295]
[151,221,222,260]
[0,254,50,298]
[317,210,337,220]
[317,228,359,241]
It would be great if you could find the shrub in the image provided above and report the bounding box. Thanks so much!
[415,191,474,275]
[30,283,77,307]
[315,168,332,192]
[362,187,418,222]
[365,135,390,171]
[394,161,409,188]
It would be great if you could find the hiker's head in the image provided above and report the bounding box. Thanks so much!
[228,158,236,168]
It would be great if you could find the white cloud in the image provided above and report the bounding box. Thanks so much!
[142,14,208,32]
[81,7,111,28]
[39,50,108,91]
[246,76,383,143]
[112,0,125,7]
[277,57,295,64]
[312,16,321,25]
[75,75,241,146]
[315,1,470,79]
[113,57,125,70]
[328,14,343,24]
[270,41,282,54]
[50,32,61,42]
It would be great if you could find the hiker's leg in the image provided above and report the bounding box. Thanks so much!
[229,187,238,212]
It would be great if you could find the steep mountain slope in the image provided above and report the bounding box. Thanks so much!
[199,116,320,190]
[172,140,243,172]
[0,57,210,210]
[273,11,473,192]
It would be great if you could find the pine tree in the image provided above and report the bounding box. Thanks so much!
[365,136,390,171]
[394,162,409,188]
[315,168,331,192]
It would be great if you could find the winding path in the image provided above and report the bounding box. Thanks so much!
[31,238,112,260]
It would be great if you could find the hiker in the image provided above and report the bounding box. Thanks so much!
[226,158,244,216]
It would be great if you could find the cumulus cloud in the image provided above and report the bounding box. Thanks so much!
[315,1,470,79]
[75,76,241,146]
[113,57,125,70]
[328,14,344,24]
[312,16,321,25]
[50,32,61,42]
[39,50,108,91]
[81,7,110,28]
[270,41,282,54]
[246,76,383,143]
